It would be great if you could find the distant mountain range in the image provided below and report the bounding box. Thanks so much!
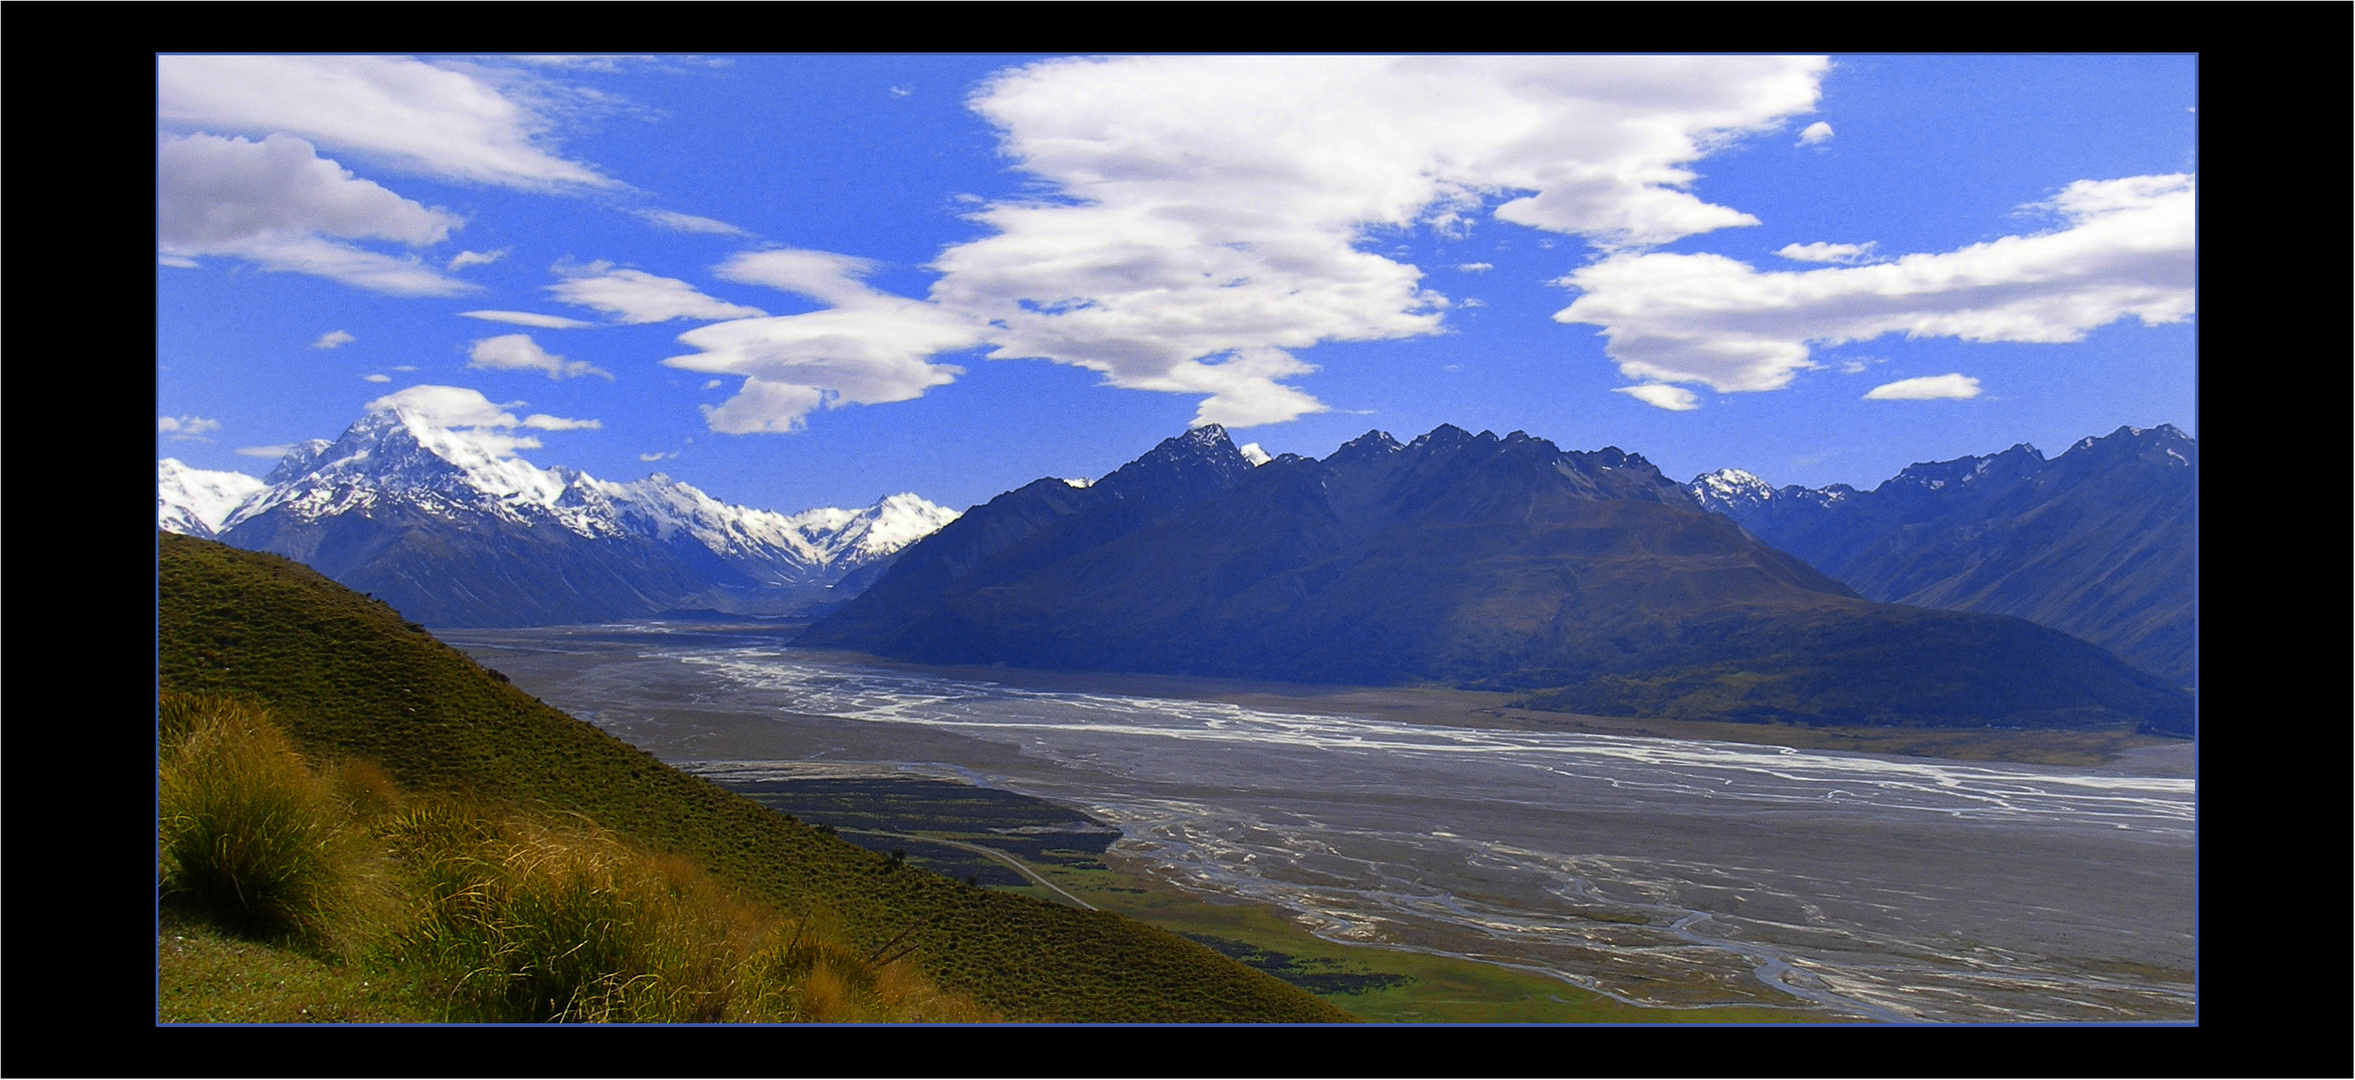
[1688,425,2196,688]
[800,424,2191,734]
[157,404,956,627]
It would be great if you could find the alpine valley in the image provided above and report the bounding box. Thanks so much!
[164,414,2195,735]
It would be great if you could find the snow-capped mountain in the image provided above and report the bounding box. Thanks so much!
[160,402,957,627]
[158,458,267,540]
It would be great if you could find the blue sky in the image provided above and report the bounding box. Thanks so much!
[158,54,2195,514]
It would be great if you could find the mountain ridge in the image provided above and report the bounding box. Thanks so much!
[802,423,2191,735]
[1687,424,2196,687]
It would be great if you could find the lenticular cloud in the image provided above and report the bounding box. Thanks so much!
[1555,174,2196,396]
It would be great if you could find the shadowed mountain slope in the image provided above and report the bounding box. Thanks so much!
[801,426,2193,735]
[1691,425,2197,688]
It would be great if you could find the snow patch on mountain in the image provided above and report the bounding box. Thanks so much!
[1687,468,1777,512]
[167,401,956,583]
[158,459,267,539]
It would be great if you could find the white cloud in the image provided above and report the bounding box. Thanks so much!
[449,248,508,270]
[1797,121,1834,146]
[636,209,752,237]
[460,309,594,329]
[639,450,680,462]
[158,55,610,189]
[1864,373,1981,400]
[157,132,473,296]
[550,262,767,324]
[665,249,984,433]
[237,444,297,458]
[701,379,722,390]
[522,413,603,430]
[159,415,224,438]
[1613,384,1699,411]
[392,365,419,372]
[365,385,595,451]
[1237,442,1272,466]
[467,333,614,380]
[1456,262,1494,273]
[364,373,392,382]
[1774,241,1876,264]
[367,385,525,427]
[313,329,356,349]
[1555,173,2195,395]
[919,55,1825,427]
[160,254,202,269]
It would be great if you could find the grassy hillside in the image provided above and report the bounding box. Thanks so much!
[157,532,1353,1023]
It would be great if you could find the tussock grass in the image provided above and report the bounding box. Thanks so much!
[158,694,355,941]
[159,695,993,1023]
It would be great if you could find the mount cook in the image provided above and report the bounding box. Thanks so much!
[157,403,957,627]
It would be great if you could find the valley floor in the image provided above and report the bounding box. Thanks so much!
[441,620,2197,1024]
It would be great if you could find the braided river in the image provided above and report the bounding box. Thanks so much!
[444,622,2195,1024]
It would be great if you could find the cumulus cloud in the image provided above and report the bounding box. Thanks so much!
[1797,121,1834,146]
[550,262,767,324]
[1237,442,1273,466]
[639,450,680,462]
[664,249,986,433]
[1613,384,1699,411]
[159,415,223,438]
[237,444,297,458]
[1456,262,1494,273]
[363,373,392,382]
[158,132,473,296]
[1864,373,1981,400]
[467,333,614,380]
[636,209,752,237]
[313,330,356,349]
[158,55,610,189]
[1774,241,1876,264]
[449,248,508,270]
[916,55,1825,428]
[460,309,593,329]
[1555,173,2194,395]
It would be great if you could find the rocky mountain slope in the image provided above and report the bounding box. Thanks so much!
[801,425,2192,734]
[1689,425,2196,688]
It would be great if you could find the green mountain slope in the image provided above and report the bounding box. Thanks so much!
[157,532,1352,1023]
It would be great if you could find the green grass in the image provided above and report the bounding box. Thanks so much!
[160,919,432,1023]
[158,533,1351,1023]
